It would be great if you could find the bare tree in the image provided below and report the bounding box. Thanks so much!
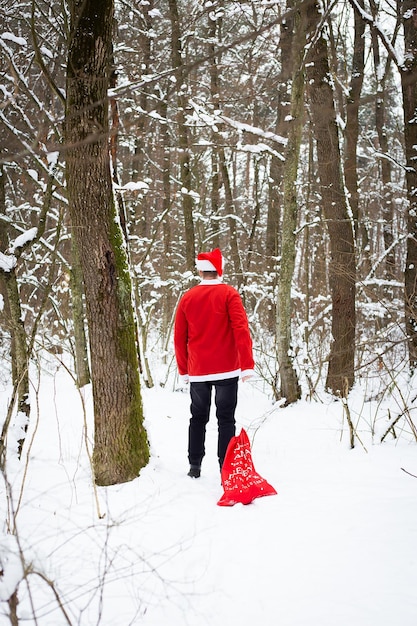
[306,0,356,395]
[168,0,196,271]
[0,163,30,455]
[344,0,365,237]
[276,0,305,404]
[400,1,417,368]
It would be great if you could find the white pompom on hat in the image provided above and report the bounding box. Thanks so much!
[196,248,224,276]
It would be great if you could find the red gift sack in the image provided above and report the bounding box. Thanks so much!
[217,428,277,506]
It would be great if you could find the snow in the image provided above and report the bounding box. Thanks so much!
[40,46,53,59]
[114,180,150,192]
[181,187,200,201]
[148,8,162,18]
[0,250,17,272]
[9,227,37,253]
[0,32,27,47]
[0,535,24,602]
[46,151,59,166]
[220,115,287,146]
[237,142,285,160]
[1,361,416,625]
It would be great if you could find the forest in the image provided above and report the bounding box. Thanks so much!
[1,0,417,475]
[1,1,417,624]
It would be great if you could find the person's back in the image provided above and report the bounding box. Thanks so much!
[175,281,253,380]
[174,248,255,477]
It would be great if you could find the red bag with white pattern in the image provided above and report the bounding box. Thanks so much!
[217,428,277,506]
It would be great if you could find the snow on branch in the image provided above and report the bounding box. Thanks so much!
[237,142,285,161]
[0,32,27,47]
[8,227,38,254]
[220,115,287,147]
[0,251,17,273]
[347,0,402,67]
[188,99,287,158]
[114,181,150,193]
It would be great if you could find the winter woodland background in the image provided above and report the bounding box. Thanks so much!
[1,0,417,624]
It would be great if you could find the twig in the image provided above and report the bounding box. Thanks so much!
[340,380,368,452]
[401,468,417,479]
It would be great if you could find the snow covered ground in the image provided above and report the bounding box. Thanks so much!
[1,359,417,625]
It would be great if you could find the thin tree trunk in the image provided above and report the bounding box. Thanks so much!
[208,12,221,250]
[8,589,18,626]
[306,0,356,395]
[219,147,243,288]
[276,0,305,404]
[168,0,195,271]
[401,0,417,368]
[132,1,153,242]
[265,5,293,327]
[246,160,260,277]
[0,162,30,457]
[344,0,365,235]
[370,0,396,280]
[159,95,174,354]
[65,0,149,485]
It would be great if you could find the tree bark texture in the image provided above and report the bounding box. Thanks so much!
[168,0,196,271]
[70,234,90,388]
[276,1,305,404]
[306,1,356,395]
[370,0,395,279]
[219,147,244,288]
[265,6,293,267]
[344,0,365,235]
[401,1,417,368]
[0,162,30,456]
[65,0,149,485]
[208,12,222,251]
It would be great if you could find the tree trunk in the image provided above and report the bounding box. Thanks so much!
[168,0,195,271]
[370,0,396,280]
[306,0,356,395]
[70,234,90,388]
[401,0,417,368]
[265,7,293,331]
[219,147,244,288]
[276,1,305,404]
[208,12,222,250]
[65,0,149,485]
[344,0,365,235]
[0,162,30,457]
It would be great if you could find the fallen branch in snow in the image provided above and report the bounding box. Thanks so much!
[401,468,417,480]
[381,410,402,443]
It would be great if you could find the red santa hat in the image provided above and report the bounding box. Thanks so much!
[196,248,224,277]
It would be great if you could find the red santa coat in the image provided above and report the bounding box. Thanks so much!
[174,280,255,382]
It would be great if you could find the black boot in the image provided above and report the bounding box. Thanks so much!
[187,465,201,478]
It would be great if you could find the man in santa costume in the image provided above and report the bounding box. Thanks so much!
[174,248,255,478]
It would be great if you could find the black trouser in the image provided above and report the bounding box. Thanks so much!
[188,377,238,469]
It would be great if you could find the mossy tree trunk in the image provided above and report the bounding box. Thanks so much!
[306,0,356,395]
[276,0,305,404]
[65,0,149,485]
